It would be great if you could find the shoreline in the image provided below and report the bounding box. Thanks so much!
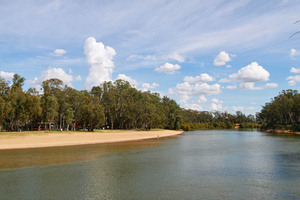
[0,130,184,150]
[263,129,300,135]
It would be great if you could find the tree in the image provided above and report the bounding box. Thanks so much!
[25,91,42,130]
[258,90,300,131]
[163,96,183,130]
[77,93,105,131]
[41,79,61,130]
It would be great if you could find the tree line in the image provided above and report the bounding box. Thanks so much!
[257,89,300,131]
[0,74,183,131]
[181,109,259,131]
[0,73,272,132]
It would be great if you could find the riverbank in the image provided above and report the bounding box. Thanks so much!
[0,130,183,150]
[264,129,300,135]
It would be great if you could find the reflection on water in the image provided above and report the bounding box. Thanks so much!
[0,139,164,170]
[0,130,300,200]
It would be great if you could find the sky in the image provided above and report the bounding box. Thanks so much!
[0,0,300,115]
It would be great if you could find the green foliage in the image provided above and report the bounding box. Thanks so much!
[257,90,300,131]
[181,122,235,131]
[0,75,185,131]
[181,109,257,131]
[240,123,261,129]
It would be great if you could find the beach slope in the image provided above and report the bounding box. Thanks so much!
[0,130,183,150]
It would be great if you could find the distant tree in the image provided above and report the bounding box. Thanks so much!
[258,90,300,131]
[41,79,61,130]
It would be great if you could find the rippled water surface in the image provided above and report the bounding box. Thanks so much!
[1,130,300,200]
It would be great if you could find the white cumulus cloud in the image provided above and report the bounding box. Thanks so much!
[197,95,207,104]
[116,74,139,88]
[226,85,237,89]
[155,62,181,74]
[218,78,232,83]
[264,83,278,88]
[214,51,231,66]
[27,66,80,90]
[239,82,262,90]
[166,53,185,62]
[229,62,269,82]
[142,82,159,91]
[210,98,223,111]
[184,73,214,83]
[290,67,300,73]
[170,82,221,102]
[0,71,14,79]
[54,49,66,56]
[232,106,244,111]
[290,48,298,58]
[287,75,300,86]
[84,37,116,89]
[184,103,203,111]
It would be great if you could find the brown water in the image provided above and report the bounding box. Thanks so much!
[0,130,300,199]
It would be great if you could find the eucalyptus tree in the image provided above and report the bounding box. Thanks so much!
[258,90,300,130]
[41,79,62,130]
[162,96,183,130]
[5,74,27,130]
[25,89,42,130]
[77,91,105,131]
[101,81,118,129]
[0,77,9,130]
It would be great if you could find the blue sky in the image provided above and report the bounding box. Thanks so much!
[0,0,300,115]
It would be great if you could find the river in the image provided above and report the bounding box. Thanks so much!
[0,130,300,199]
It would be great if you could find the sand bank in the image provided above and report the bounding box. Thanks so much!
[0,130,183,150]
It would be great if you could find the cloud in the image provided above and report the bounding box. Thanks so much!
[290,48,299,58]
[239,82,262,90]
[183,103,203,111]
[229,62,269,82]
[127,54,157,61]
[197,95,207,104]
[220,62,274,90]
[184,73,214,83]
[210,98,223,110]
[211,98,222,104]
[116,74,139,88]
[166,53,185,62]
[214,51,231,66]
[170,82,221,102]
[218,78,232,83]
[182,95,207,111]
[53,49,66,56]
[155,62,181,74]
[127,52,184,63]
[287,75,300,86]
[84,37,116,89]
[290,67,300,73]
[27,66,80,89]
[232,106,244,111]
[0,71,14,79]
[264,83,278,88]
[226,85,237,89]
[142,82,159,91]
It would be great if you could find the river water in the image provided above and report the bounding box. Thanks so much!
[0,130,300,200]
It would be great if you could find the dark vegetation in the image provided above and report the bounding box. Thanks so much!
[181,110,259,131]
[0,74,182,131]
[257,89,300,132]
[0,74,297,132]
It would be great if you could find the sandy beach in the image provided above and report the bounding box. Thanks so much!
[0,130,183,150]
